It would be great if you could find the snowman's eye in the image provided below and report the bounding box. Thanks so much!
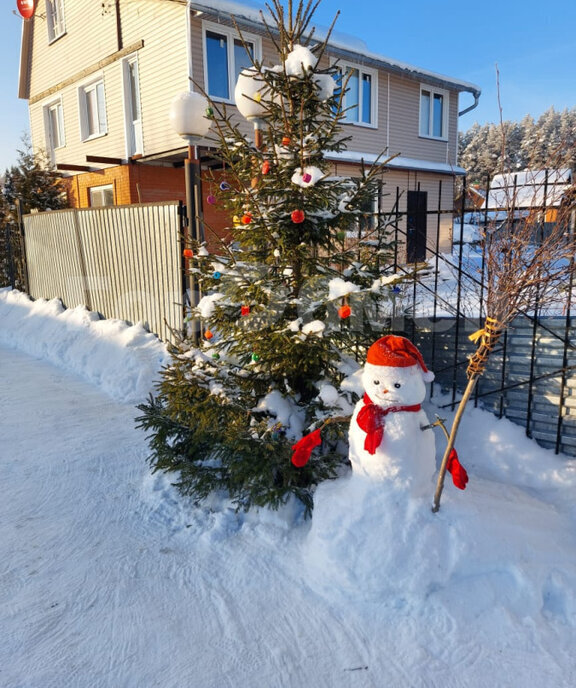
[373,380,380,385]
[394,382,402,389]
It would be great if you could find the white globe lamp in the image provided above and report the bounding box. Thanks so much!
[234,68,268,149]
[169,91,211,144]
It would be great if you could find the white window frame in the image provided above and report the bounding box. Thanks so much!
[46,0,66,43]
[89,184,115,208]
[202,20,262,103]
[335,61,378,128]
[78,77,108,142]
[122,54,144,157]
[419,84,449,140]
[43,97,65,162]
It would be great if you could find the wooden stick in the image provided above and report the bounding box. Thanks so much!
[432,374,478,512]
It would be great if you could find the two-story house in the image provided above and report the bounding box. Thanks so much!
[18,0,480,260]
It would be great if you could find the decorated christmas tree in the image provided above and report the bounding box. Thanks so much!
[137,0,403,515]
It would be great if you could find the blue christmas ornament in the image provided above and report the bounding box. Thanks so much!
[219,181,231,191]
[213,271,222,279]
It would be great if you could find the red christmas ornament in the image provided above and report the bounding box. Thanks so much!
[291,209,305,224]
[206,194,216,205]
[281,136,291,146]
[302,172,312,183]
[182,248,194,259]
[262,160,271,174]
[204,329,214,340]
[241,213,253,225]
[338,304,352,319]
[241,305,251,316]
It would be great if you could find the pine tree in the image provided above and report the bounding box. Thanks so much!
[137,0,400,516]
[459,107,576,182]
[2,137,67,214]
[0,137,67,287]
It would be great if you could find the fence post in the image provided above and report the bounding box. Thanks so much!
[555,231,575,453]
[5,224,16,289]
[430,179,442,397]
[72,209,93,311]
[450,175,467,409]
[178,200,189,340]
[14,198,30,295]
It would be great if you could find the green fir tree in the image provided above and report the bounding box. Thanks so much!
[1,137,67,288]
[137,0,403,516]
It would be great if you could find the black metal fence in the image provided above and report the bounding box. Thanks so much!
[384,176,576,457]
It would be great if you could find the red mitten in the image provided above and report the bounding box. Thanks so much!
[447,449,469,490]
[291,428,322,467]
[356,404,384,455]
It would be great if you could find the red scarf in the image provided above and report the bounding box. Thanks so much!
[356,393,421,455]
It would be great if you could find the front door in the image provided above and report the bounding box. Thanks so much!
[406,190,427,263]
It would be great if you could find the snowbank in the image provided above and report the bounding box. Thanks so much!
[0,289,170,403]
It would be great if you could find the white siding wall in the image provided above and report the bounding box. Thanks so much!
[27,0,188,167]
[121,1,189,156]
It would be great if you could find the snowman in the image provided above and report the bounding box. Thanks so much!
[290,334,467,497]
[348,335,437,496]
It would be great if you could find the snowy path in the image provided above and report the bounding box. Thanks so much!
[2,343,576,687]
[0,346,381,688]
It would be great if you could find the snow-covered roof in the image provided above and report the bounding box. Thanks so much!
[327,150,466,177]
[486,169,573,209]
[188,0,481,97]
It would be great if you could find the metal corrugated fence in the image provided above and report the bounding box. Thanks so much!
[23,202,184,343]
[410,315,576,457]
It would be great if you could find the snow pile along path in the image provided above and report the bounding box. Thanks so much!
[0,289,170,403]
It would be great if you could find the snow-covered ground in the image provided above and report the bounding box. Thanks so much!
[2,288,576,688]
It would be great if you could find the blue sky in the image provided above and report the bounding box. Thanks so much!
[1,0,574,173]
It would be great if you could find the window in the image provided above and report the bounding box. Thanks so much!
[419,86,448,139]
[89,185,114,207]
[335,63,377,126]
[203,21,260,101]
[43,98,65,161]
[79,79,107,141]
[47,0,66,42]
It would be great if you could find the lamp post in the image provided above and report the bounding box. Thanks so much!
[169,90,211,343]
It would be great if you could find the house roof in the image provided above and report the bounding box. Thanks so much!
[328,150,466,177]
[188,0,481,102]
[486,169,573,209]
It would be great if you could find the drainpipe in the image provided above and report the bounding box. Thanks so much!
[458,90,480,117]
[186,0,199,86]
[115,0,123,51]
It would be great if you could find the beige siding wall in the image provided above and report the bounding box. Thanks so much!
[189,13,461,167]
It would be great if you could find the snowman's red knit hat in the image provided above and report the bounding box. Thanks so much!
[365,335,435,382]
